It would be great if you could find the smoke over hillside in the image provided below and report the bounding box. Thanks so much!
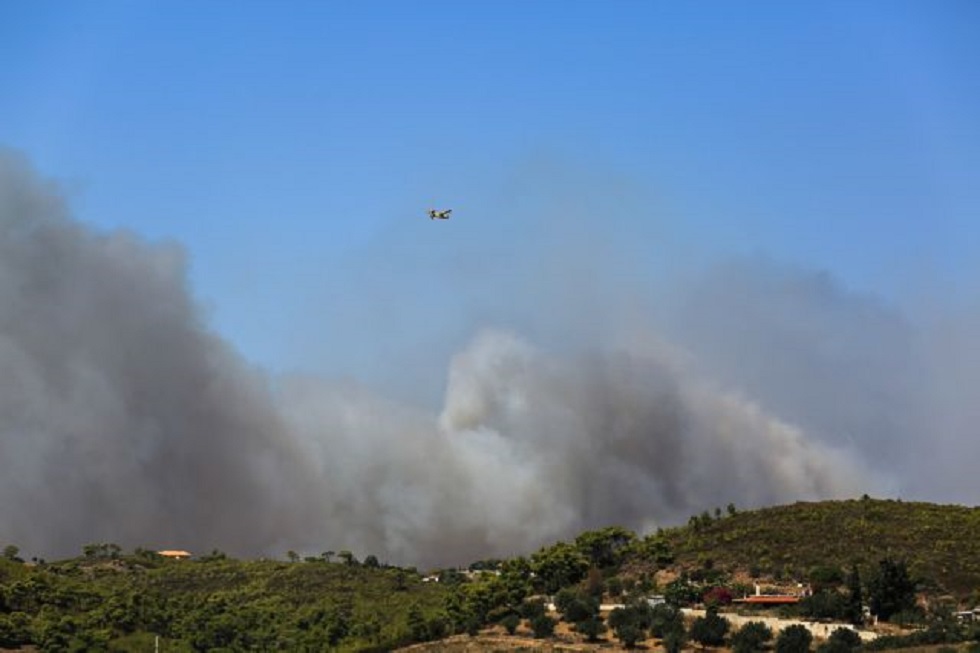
[0,151,318,556]
[2,150,971,568]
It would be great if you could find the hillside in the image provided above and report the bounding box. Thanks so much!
[0,554,449,651]
[655,498,980,596]
[2,497,979,651]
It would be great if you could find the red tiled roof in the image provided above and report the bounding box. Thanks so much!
[733,596,800,604]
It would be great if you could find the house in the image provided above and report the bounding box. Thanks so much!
[732,583,802,606]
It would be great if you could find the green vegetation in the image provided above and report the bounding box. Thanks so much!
[777,624,814,653]
[2,498,980,650]
[867,559,917,622]
[655,498,980,596]
[688,607,730,648]
[731,621,774,653]
[818,627,863,653]
[608,601,656,649]
[0,552,448,651]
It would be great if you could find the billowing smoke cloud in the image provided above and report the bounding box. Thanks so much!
[4,149,967,568]
[661,258,980,505]
[0,150,318,556]
[278,331,863,565]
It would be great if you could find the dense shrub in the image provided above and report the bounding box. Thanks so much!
[689,608,730,648]
[530,614,556,639]
[776,624,813,653]
[731,621,773,653]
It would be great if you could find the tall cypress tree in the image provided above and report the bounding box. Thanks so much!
[868,558,916,622]
[845,564,864,626]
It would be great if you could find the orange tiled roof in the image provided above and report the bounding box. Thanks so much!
[733,596,800,604]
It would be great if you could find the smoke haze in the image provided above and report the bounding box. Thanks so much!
[0,150,974,568]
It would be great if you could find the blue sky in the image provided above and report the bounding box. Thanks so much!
[2,0,978,392]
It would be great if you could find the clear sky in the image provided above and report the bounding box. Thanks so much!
[2,0,978,390]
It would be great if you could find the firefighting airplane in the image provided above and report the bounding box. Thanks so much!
[428,209,452,220]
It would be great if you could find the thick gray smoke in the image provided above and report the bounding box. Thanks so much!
[0,150,318,556]
[662,259,980,504]
[278,331,863,565]
[5,150,965,568]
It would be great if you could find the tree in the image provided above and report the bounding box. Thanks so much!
[693,510,713,530]
[731,621,773,653]
[800,590,847,621]
[809,565,845,591]
[501,613,520,635]
[703,586,734,608]
[608,602,654,632]
[610,604,656,649]
[443,590,471,634]
[363,554,380,568]
[867,558,916,622]
[574,616,607,642]
[81,542,122,560]
[321,550,334,563]
[689,608,730,648]
[200,548,228,562]
[844,564,864,626]
[639,533,675,565]
[1,545,20,562]
[464,615,482,637]
[0,612,31,648]
[615,622,645,649]
[499,557,533,605]
[663,621,688,653]
[665,578,700,607]
[816,627,862,653]
[287,550,299,563]
[531,541,589,594]
[607,576,624,597]
[554,588,606,643]
[407,604,429,642]
[530,614,556,638]
[519,599,547,621]
[574,526,636,568]
[133,547,161,562]
[337,550,357,566]
[776,624,813,653]
[650,603,685,638]
[556,589,598,624]
[352,615,382,644]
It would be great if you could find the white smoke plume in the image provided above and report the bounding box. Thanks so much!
[5,149,969,568]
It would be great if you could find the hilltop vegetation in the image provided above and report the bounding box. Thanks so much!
[0,552,448,651]
[1,497,979,651]
[660,497,980,596]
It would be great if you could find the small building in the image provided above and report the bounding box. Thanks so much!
[955,609,980,623]
[157,550,192,560]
